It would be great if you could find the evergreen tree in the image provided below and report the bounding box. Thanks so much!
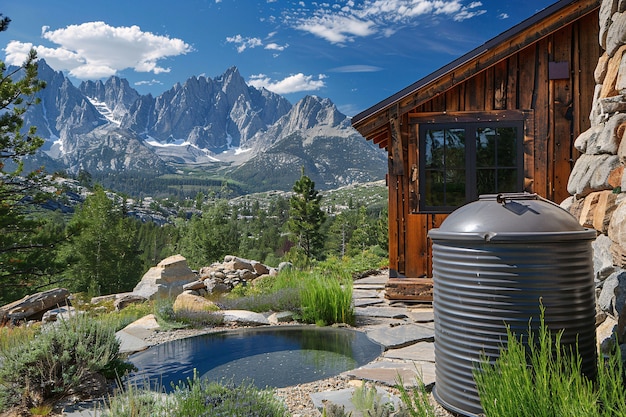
[288,168,326,262]
[176,199,240,268]
[0,18,54,303]
[347,206,376,255]
[63,186,142,295]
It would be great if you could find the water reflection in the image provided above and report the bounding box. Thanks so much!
[128,326,382,390]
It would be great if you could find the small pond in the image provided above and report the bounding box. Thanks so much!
[128,326,383,390]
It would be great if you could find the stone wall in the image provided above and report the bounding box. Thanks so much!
[563,0,626,352]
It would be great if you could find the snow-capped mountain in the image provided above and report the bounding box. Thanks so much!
[22,60,386,193]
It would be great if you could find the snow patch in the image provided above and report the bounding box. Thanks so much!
[87,97,121,126]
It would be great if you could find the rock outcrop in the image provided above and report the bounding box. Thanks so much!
[132,254,197,300]
[187,255,277,296]
[0,288,70,323]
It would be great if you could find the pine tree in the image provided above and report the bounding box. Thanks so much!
[63,186,142,295]
[0,17,54,303]
[288,168,326,263]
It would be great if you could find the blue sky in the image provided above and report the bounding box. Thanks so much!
[2,0,556,116]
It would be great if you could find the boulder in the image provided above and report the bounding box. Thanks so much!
[240,269,257,281]
[574,124,604,153]
[268,311,296,324]
[204,278,230,295]
[599,1,618,50]
[221,310,270,326]
[223,256,254,272]
[252,261,270,276]
[594,233,617,283]
[606,11,626,57]
[42,306,77,323]
[567,154,621,197]
[173,291,218,315]
[597,315,619,354]
[609,199,626,267]
[183,280,206,291]
[595,52,609,84]
[0,288,70,323]
[114,293,148,311]
[598,270,626,316]
[133,254,197,300]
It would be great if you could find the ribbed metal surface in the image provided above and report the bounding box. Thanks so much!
[431,239,596,417]
[428,194,597,417]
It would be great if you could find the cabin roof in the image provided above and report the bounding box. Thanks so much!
[351,0,600,139]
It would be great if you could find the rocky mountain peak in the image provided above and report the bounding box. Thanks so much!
[264,95,349,141]
[22,63,385,192]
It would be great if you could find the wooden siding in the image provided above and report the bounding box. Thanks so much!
[380,9,600,279]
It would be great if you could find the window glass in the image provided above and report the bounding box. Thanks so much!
[425,129,444,169]
[424,128,466,207]
[496,127,518,167]
[476,128,496,167]
[419,119,523,213]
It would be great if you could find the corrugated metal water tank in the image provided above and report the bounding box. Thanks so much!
[428,193,597,417]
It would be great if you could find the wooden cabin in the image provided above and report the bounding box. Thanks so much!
[351,0,601,300]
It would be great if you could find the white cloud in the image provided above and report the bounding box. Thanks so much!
[286,0,486,44]
[295,14,375,44]
[248,73,326,94]
[226,34,263,53]
[135,79,163,87]
[499,13,510,19]
[4,21,192,79]
[265,42,288,51]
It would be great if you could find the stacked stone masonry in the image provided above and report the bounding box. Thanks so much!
[564,0,626,353]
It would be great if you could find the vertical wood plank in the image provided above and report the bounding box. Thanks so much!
[494,60,508,110]
[552,26,573,203]
[575,13,600,137]
[390,105,405,176]
[507,54,519,110]
[387,170,400,277]
[445,87,459,112]
[402,113,412,275]
[405,121,424,278]
[517,45,536,110]
[466,72,486,110]
[528,39,550,199]
[426,214,448,278]
[485,66,495,111]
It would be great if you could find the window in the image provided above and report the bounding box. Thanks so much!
[418,118,524,213]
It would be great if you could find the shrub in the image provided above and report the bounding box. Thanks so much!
[104,373,289,417]
[395,371,436,417]
[473,306,626,417]
[171,372,289,417]
[0,313,120,408]
[300,271,354,326]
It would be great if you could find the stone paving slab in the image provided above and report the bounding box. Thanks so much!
[353,289,382,299]
[342,360,436,387]
[384,341,435,362]
[354,275,389,285]
[366,323,434,349]
[356,306,409,319]
[354,298,385,307]
[406,309,434,322]
[353,284,386,291]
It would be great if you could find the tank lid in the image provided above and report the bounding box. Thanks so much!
[428,193,597,242]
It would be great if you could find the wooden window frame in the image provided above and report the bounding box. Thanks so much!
[410,110,531,214]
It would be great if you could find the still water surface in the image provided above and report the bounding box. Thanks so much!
[128,326,382,390]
